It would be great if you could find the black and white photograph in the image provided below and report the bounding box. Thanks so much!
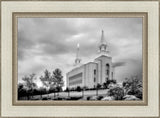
[18,17,143,101]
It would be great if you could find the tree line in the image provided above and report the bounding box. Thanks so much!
[18,68,64,100]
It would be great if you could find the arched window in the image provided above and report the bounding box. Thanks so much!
[106,64,110,76]
[94,77,96,82]
[94,69,96,75]
[112,72,113,80]
[106,77,108,82]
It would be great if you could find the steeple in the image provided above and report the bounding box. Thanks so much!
[99,30,110,56]
[75,43,81,66]
[101,30,106,45]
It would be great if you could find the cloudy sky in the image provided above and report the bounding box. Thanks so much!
[18,17,142,87]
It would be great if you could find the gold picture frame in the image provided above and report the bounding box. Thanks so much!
[1,0,159,118]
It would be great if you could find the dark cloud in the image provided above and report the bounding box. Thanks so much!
[18,18,142,84]
[113,62,126,67]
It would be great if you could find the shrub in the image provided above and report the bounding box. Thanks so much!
[56,86,63,92]
[123,77,142,99]
[42,97,48,100]
[65,87,70,92]
[102,82,108,89]
[97,95,104,100]
[134,87,142,99]
[87,96,91,100]
[102,80,117,89]
[108,86,124,100]
[96,83,102,89]
[83,86,88,90]
[76,86,82,92]
[70,87,75,91]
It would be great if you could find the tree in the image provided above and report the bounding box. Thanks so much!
[96,83,102,96]
[40,69,55,97]
[39,87,46,99]
[82,86,86,97]
[18,83,24,90]
[40,69,64,98]
[52,68,64,95]
[66,87,70,97]
[18,83,25,100]
[49,86,57,98]
[22,73,37,99]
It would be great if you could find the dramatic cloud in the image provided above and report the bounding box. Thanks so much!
[18,18,142,87]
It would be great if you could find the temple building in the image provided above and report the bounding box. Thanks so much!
[66,30,115,89]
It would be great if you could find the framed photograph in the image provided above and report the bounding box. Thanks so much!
[1,0,159,118]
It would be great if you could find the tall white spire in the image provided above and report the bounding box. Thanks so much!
[101,30,106,45]
[75,43,81,66]
[99,30,110,56]
[76,43,79,59]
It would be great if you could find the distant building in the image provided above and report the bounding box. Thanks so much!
[66,30,115,89]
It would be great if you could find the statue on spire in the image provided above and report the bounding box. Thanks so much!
[98,30,110,56]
